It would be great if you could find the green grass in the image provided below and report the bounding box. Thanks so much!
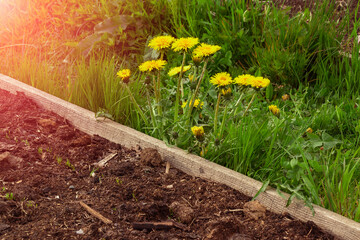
[1,0,360,222]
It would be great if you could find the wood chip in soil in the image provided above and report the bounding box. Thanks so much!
[0,89,336,239]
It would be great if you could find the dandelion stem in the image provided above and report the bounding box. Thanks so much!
[242,92,256,117]
[174,52,187,122]
[125,85,148,127]
[181,79,184,98]
[188,58,209,119]
[214,92,222,134]
[184,67,198,126]
[156,70,162,116]
[153,74,158,105]
[152,74,162,117]
[200,145,205,157]
[146,88,157,133]
[219,104,228,139]
[233,91,244,119]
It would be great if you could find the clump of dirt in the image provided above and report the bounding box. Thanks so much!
[140,148,163,167]
[0,88,335,239]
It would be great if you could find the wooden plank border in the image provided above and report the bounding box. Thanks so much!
[1,74,359,239]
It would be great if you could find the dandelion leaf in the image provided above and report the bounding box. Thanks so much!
[94,15,133,35]
[143,36,160,61]
[322,132,341,150]
[63,15,133,61]
[307,133,322,148]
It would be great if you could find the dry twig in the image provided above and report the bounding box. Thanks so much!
[79,201,113,224]
[93,153,117,168]
[165,161,171,174]
[132,220,186,231]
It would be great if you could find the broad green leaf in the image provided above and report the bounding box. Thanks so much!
[64,15,134,60]
[207,88,218,100]
[307,133,323,148]
[77,34,102,56]
[94,15,133,34]
[322,132,341,150]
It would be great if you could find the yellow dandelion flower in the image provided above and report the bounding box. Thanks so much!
[172,37,199,52]
[182,99,203,109]
[234,74,254,86]
[249,77,271,88]
[210,72,233,87]
[191,126,204,138]
[306,127,313,134]
[193,43,221,58]
[269,105,280,116]
[148,35,175,51]
[139,60,167,72]
[168,65,191,77]
[117,69,131,83]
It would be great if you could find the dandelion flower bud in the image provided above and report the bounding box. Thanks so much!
[269,105,280,117]
[221,87,232,100]
[191,126,205,141]
[282,94,290,101]
[306,127,313,134]
[192,54,203,65]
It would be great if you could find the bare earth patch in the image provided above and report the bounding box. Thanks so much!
[0,89,335,239]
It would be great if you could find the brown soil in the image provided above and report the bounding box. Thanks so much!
[0,89,336,239]
[272,0,359,17]
[272,0,360,36]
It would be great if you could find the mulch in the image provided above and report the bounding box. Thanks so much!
[0,88,337,240]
